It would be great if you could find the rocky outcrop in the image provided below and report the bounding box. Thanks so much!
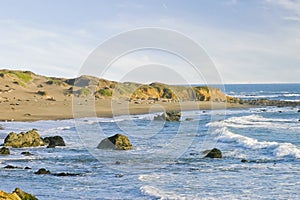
[97,134,132,150]
[4,129,45,148]
[204,148,222,158]
[34,168,51,175]
[154,111,181,122]
[0,188,38,200]
[0,147,10,155]
[245,99,300,107]
[43,136,66,148]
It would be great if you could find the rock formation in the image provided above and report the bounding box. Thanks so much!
[4,129,45,148]
[97,134,132,150]
[154,111,181,121]
[43,136,66,148]
[0,147,10,155]
[0,188,38,200]
[204,148,222,158]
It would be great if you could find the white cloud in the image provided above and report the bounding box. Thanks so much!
[0,20,92,77]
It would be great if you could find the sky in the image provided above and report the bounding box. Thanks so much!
[0,0,300,84]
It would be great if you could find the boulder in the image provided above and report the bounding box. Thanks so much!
[154,111,181,122]
[0,147,10,155]
[0,188,38,200]
[34,168,51,175]
[43,136,66,148]
[97,134,132,150]
[4,129,45,148]
[204,148,222,158]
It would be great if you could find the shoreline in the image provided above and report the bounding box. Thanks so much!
[0,99,250,122]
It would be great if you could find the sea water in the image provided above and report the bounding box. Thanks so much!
[0,84,299,199]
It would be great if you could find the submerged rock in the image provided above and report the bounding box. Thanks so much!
[43,136,66,148]
[4,129,45,148]
[0,188,38,200]
[204,148,222,158]
[34,168,51,175]
[53,172,80,177]
[0,147,10,155]
[241,159,249,163]
[154,111,181,122]
[97,134,132,150]
[21,151,34,156]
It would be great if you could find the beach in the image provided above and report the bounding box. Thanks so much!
[0,98,249,121]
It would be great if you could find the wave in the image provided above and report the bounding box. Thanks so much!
[215,128,300,159]
[207,114,299,129]
[140,185,184,200]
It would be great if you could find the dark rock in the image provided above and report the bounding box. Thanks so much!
[4,129,45,148]
[53,172,79,177]
[97,134,132,150]
[185,118,193,121]
[0,147,10,155]
[24,167,32,170]
[21,151,34,156]
[4,165,18,169]
[241,159,249,163]
[115,161,121,165]
[154,111,181,122]
[34,168,51,175]
[204,148,222,158]
[0,125,3,130]
[43,136,66,148]
[298,109,300,113]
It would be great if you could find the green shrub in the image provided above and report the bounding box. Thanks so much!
[78,88,91,96]
[9,71,32,83]
[98,88,112,96]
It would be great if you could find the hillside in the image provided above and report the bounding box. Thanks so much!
[0,69,245,121]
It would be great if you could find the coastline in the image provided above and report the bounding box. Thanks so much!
[0,99,249,122]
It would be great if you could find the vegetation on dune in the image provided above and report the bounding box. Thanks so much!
[9,71,32,83]
[98,88,112,96]
[46,78,63,85]
[76,88,91,96]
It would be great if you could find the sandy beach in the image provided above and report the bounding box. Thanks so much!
[0,98,248,121]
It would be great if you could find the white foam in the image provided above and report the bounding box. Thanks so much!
[208,114,299,130]
[140,185,184,200]
[215,128,300,159]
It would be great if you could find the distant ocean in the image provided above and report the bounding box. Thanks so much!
[0,84,299,199]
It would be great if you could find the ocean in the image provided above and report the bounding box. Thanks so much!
[0,84,299,199]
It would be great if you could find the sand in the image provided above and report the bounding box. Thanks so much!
[0,97,249,122]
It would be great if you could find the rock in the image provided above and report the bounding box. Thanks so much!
[298,109,300,113]
[34,168,51,175]
[4,129,45,148]
[0,125,3,130]
[43,136,66,148]
[53,172,80,177]
[241,159,249,163]
[0,147,10,155]
[204,148,222,158]
[154,111,181,122]
[13,188,38,200]
[4,165,20,169]
[97,134,132,150]
[24,167,32,170]
[185,118,193,121]
[0,188,38,200]
[21,151,34,156]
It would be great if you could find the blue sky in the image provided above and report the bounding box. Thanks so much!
[0,0,300,83]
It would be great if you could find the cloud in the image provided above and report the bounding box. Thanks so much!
[0,20,92,77]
